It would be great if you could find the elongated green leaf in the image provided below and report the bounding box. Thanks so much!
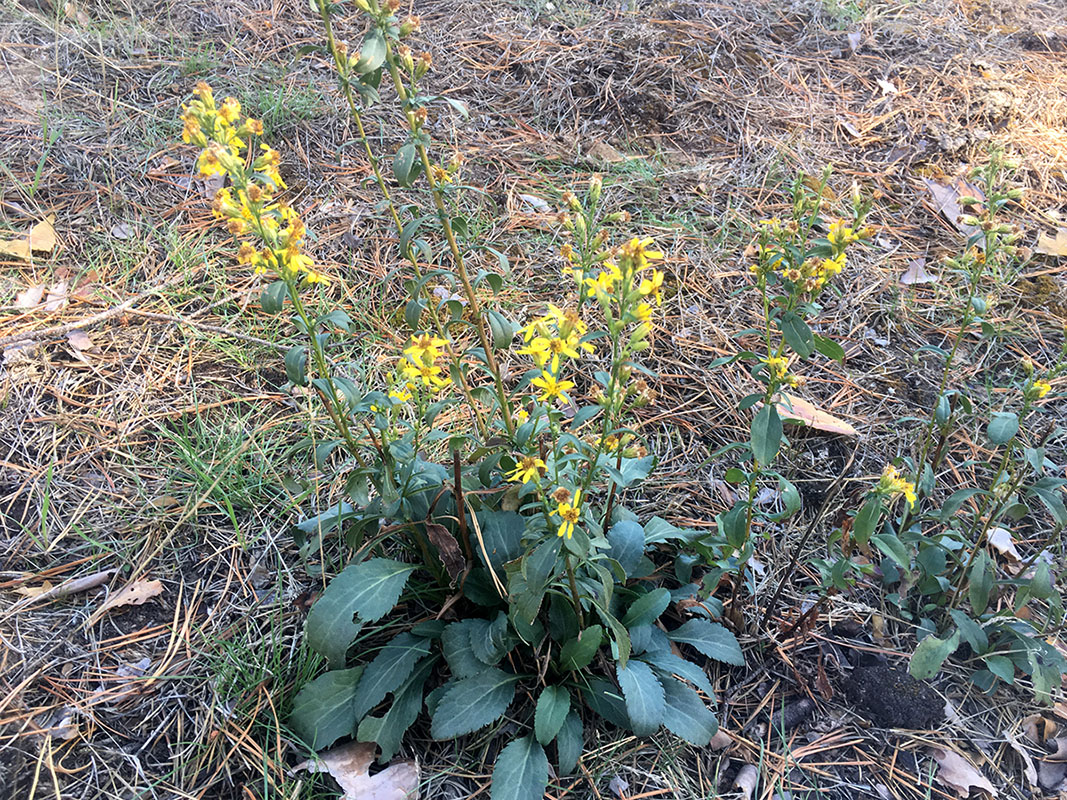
[305,559,417,668]
[751,405,783,466]
[812,333,844,362]
[909,629,960,680]
[660,677,719,746]
[490,735,549,800]
[534,685,570,745]
[581,676,631,730]
[442,619,486,678]
[606,520,644,576]
[780,311,815,358]
[639,650,714,697]
[871,533,910,571]
[616,660,665,735]
[351,632,432,720]
[852,495,883,545]
[555,710,583,776]
[357,658,434,762]
[430,668,518,739]
[354,28,386,74]
[393,142,420,187]
[559,625,602,671]
[667,619,744,666]
[622,588,671,628]
[288,666,363,751]
[968,550,994,615]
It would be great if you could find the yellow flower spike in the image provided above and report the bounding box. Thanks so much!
[555,489,583,539]
[505,456,546,484]
[531,372,574,403]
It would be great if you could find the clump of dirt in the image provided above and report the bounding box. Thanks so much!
[844,663,944,729]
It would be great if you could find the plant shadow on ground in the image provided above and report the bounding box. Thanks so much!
[1,0,1067,797]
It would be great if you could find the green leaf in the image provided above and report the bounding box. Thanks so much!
[559,625,603,671]
[616,660,665,735]
[987,412,1019,445]
[430,667,518,739]
[442,620,489,678]
[780,311,815,358]
[357,658,434,762]
[555,711,583,776]
[909,629,960,680]
[969,550,994,615]
[487,310,516,350]
[812,333,845,363]
[581,676,630,730]
[354,27,386,74]
[305,559,417,668]
[660,677,719,746]
[260,280,287,313]
[284,346,307,386]
[351,632,432,720]
[852,495,883,546]
[622,588,671,628]
[750,405,783,465]
[606,520,644,576]
[471,611,511,665]
[667,619,744,666]
[490,736,549,800]
[871,533,911,571]
[639,650,715,697]
[534,686,570,745]
[288,666,363,751]
[477,510,525,571]
[983,654,1015,684]
[948,610,988,654]
[393,142,421,187]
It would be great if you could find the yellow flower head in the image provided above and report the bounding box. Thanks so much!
[638,269,665,305]
[1030,379,1052,400]
[218,97,241,124]
[827,220,858,247]
[506,456,546,484]
[877,464,917,508]
[555,489,583,539]
[531,372,575,403]
[763,355,789,381]
[618,237,663,271]
[405,334,448,365]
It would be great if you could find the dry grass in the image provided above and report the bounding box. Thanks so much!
[1,0,1066,797]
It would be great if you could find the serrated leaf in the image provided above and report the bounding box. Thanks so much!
[490,736,549,800]
[555,710,583,776]
[471,611,510,665]
[351,632,432,720]
[534,685,570,745]
[616,660,665,735]
[442,620,488,678]
[305,559,417,668]
[660,677,719,746]
[667,619,744,666]
[639,650,715,697]
[430,668,518,739]
[581,676,631,730]
[606,520,644,576]
[357,658,434,762]
[622,588,671,628]
[288,666,363,751]
[558,625,603,671]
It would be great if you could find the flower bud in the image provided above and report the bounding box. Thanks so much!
[589,174,602,205]
[414,52,432,79]
[399,14,420,36]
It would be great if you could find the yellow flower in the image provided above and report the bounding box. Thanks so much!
[555,489,582,539]
[618,237,663,270]
[218,96,241,124]
[877,465,917,508]
[1030,379,1052,400]
[430,164,452,184]
[634,302,653,323]
[196,147,226,178]
[506,456,546,484]
[388,387,412,403]
[763,356,788,381]
[638,269,665,305]
[531,372,575,403]
[545,336,580,373]
[820,252,846,278]
[518,336,552,367]
[405,334,448,365]
[827,220,858,247]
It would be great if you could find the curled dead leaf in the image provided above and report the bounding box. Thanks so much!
[775,392,860,436]
[733,764,759,800]
[929,746,997,798]
[425,522,465,584]
[95,579,164,616]
[14,284,46,309]
[987,527,1021,561]
[295,741,419,800]
[900,257,938,285]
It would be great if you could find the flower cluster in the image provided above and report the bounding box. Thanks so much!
[397,334,450,396]
[876,464,917,508]
[519,306,591,404]
[181,83,327,285]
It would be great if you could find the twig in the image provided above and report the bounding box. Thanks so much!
[123,309,288,353]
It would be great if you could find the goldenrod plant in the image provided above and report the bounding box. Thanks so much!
[179,9,740,793]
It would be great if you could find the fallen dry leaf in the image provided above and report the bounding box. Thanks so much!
[66,330,95,351]
[295,741,419,800]
[425,522,465,584]
[775,392,860,437]
[847,30,862,52]
[987,527,1022,561]
[95,579,164,616]
[876,78,899,95]
[0,216,57,260]
[1003,728,1038,788]
[584,139,625,163]
[44,280,69,313]
[923,178,984,238]
[901,257,938,285]
[1036,228,1067,257]
[14,284,46,308]
[14,580,54,598]
[1048,736,1067,762]
[708,730,732,750]
[930,747,997,798]
[733,764,758,800]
